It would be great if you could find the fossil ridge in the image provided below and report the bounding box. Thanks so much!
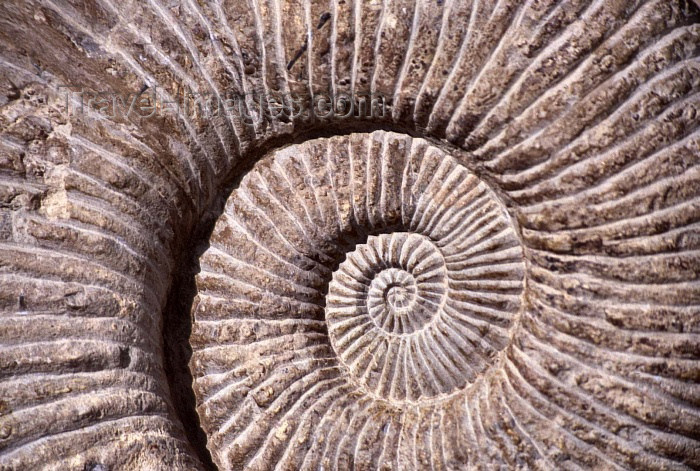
[0,0,699,470]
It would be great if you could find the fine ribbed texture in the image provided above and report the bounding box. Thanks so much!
[191,132,528,468]
[0,0,698,469]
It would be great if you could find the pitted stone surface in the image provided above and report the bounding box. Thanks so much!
[0,1,699,470]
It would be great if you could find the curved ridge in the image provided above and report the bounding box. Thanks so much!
[0,0,698,469]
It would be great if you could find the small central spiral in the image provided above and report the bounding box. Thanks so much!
[374,269,416,308]
[326,232,459,401]
[383,277,415,309]
[352,234,448,336]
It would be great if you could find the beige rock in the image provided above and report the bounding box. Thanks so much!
[0,0,698,470]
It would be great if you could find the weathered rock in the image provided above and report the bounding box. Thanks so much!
[0,0,698,470]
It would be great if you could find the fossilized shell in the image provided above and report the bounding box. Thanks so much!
[189,132,526,468]
[0,0,699,470]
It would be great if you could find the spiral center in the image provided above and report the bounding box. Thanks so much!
[367,267,427,333]
[350,236,447,336]
[385,283,413,309]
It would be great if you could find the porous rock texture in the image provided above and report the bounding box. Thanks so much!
[1,0,700,470]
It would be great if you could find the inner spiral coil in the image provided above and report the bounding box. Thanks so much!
[189,131,526,467]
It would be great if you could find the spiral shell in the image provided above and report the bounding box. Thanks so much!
[1,0,699,469]
[189,131,526,468]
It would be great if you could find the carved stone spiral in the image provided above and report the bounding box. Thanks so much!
[1,0,699,470]
[190,132,526,468]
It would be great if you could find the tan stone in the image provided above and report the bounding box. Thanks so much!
[0,0,698,470]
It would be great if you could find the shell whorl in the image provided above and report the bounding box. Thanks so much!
[189,131,526,467]
[327,227,523,402]
[329,230,508,401]
[0,0,699,469]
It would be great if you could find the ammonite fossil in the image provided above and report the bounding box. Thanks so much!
[1,0,699,470]
[190,133,526,468]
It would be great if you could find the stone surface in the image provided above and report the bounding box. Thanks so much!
[190,132,528,468]
[0,0,698,470]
